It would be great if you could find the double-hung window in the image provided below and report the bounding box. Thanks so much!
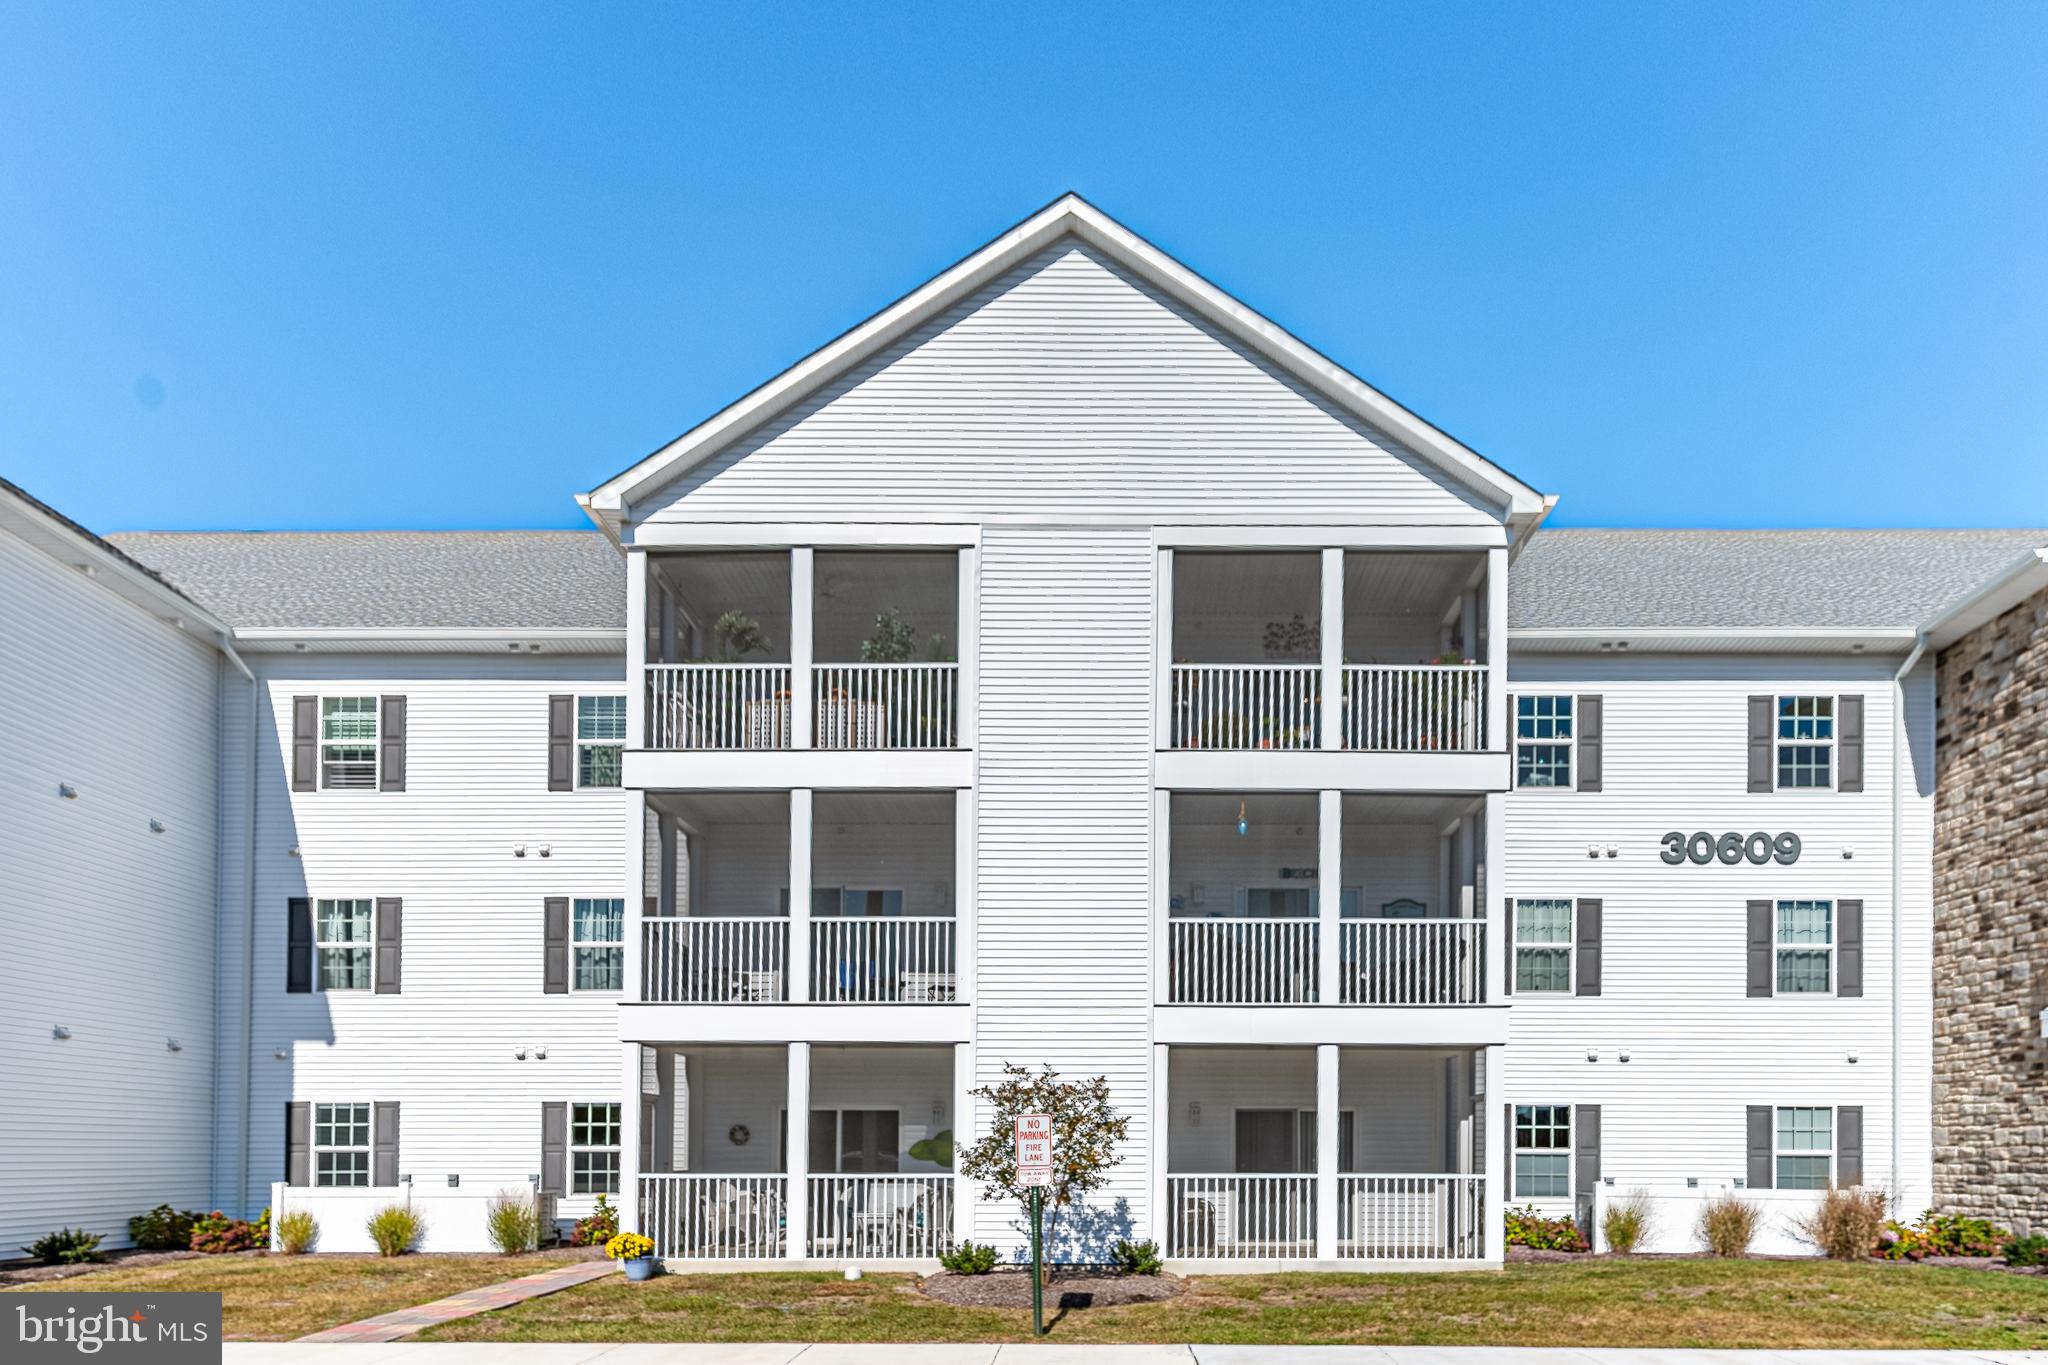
[1513,899,1574,993]
[314,1103,371,1186]
[572,898,624,991]
[1515,696,1573,788]
[316,899,373,991]
[1513,1104,1572,1197]
[1776,696,1833,788]
[1776,899,1833,994]
[321,697,378,789]
[577,696,625,788]
[1775,1106,1833,1188]
[570,1102,622,1193]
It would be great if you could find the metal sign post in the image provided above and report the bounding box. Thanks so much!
[1016,1113,1053,1337]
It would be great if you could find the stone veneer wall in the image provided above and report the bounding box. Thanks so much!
[1933,585,2048,1233]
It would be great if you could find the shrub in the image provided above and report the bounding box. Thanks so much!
[485,1190,539,1255]
[604,1231,655,1261]
[274,1209,319,1255]
[1602,1188,1655,1254]
[2002,1233,2048,1268]
[1504,1203,1589,1252]
[938,1239,999,1274]
[189,1211,257,1255]
[366,1204,425,1257]
[128,1205,201,1252]
[252,1207,271,1248]
[1792,1185,1888,1260]
[1698,1193,1761,1257]
[570,1194,618,1248]
[1110,1238,1164,1274]
[1881,1209,2011,1260]
[22,1228,104,1265]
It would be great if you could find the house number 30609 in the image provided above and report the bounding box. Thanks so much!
[1660,831,1802,866]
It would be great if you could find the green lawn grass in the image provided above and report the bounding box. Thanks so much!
[421,1259,2048,1348]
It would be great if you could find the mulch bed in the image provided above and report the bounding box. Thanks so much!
[919,1268,1185,1309]
[1503,1246,2043,1274]
[0,1249,211,1286]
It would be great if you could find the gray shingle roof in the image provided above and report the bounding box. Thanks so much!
[1511,528,2048,631]
[105,531,624,631]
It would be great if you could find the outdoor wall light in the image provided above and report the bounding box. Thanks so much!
[538,844,552,858]
[1585,1049,1599,1063]
[513,843,528,858]
[1842,845,1855,859]
[58,783,78,800]
[533,1046,548,1060]
[52,1025,72,1040]
[287,844,302,858]
[513,1046,529,1060]
[448,1174,460,1187]
[1604,844,1619,859]
[150,818,166,834]
[274,1047,289,1060]
[1847,1049,1860,1064]
[166,1037,183,1052]
[1618,1048,1631,1063]
[1586,844,1600,859]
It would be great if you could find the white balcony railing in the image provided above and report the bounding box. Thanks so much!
[811,917,958,1003]
[1166,1175,1316,1259]
[805,1175,952,1258]
[646,664,792,750]
[1338,919,1486,1005]
[1342,664,1488,752]
[1170,664,1321,750]
[1167,919,1319,1004]
[642,918,789,1002]
[813,664,958,749]
[1338,1174,1486,1260]
[640,1174,786,1260]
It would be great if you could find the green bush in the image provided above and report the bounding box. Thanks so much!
[128,1205,201,1252]
[569,1194,617,1248]
[2002,1233,2048,1268]
[485,1190,539,1255]
[1793,1185,1888,1260]
[1601,1188,1654,1254]
[1698,1193,1761,1257]
[366,1204,425,1257]
[1109,1238,1164,1274]
[189,1211,258,1254]
[22,1228,104,1265]
[938,1239,999,1274]
[275,1209,319,1255]
[1881,1209,2011,1260]
[1504,1204,1588,1252]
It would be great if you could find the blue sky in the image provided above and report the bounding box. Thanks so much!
[2,2,2044,532]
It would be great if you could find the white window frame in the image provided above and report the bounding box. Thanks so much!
[571,897,625,992]
[569,1101,622,1194]
[1514,695,1575,790]
[319,695,379,791]
[314,898,374,992]
[1775,898,1834,996]
[313,1102,372,1187]
[1512,1103,1573,1199]
[1775,695,1834,790]
[1512,898,1575,994]
[576,694,626,789]
[1773,1105,1835,1189]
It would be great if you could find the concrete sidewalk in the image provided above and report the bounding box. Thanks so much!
[220,1345,2048,1365]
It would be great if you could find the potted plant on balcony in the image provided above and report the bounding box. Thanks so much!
[707,612,784,747]
[606,1230,658,1281]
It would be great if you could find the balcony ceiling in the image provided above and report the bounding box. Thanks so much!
[1344,552,1483,619]
[1175,551,1482,622]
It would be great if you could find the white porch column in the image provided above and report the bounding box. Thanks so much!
[1482,1043,1505,1262]
[785,1041,810,1259]
[626,549,649,749]
[1483,791,1505,1002]
[957,546,978,750]
[619,1043,643,1234]
[1485,546,1507,751]
[952,1040,975,1247]
[1150,1043,1170,1249]
[1458,813,1477,920]
[1315,1043,1340,1260]
[788,789,812,1002]
[1320,547,1344,749]
[791,546,814,749]
[1318,789,1342,1005]
[955,788,976,1002]
[657,811,678,917]
[1154,549,1174,749]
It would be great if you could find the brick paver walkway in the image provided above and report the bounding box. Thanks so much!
[294,1257,618,1343]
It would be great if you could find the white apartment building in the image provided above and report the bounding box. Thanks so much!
[5,195,2044,1266]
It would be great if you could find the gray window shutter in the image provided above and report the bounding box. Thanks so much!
[1836,1105,1863,1188]
[1746,899,1774,998]
[1575,898,1602,997]
[543,897,570,994]
[1746,1105,1774,1189]
[374,898,403,995]
[373,1101,400,1186]
[1501,896,1513,996]
[287,898,313,993]
[1837,694,1864,793]
[1576,695,1603,792]
[378,696,407,792]
[286,1101,312,1186]
[1837,898,1863,997]
[1574,1102,1601,1198]
[292,696,318,792]
[540,1101,568,1196]
[548,695,575,792]
[1747,695,1774,793]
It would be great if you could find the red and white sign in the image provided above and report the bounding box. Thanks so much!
[1016,1113,1054,1188]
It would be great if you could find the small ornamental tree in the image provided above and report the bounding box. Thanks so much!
[957,1063,1130,1281]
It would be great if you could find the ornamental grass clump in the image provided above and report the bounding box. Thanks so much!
[366,1204,425,1257]
[485,1190,539,1255]
[274,1209,319,1255]
[1793,1185,1888,1260]
[1602,1188,1655,1254]
[1698,1193,1761,1257]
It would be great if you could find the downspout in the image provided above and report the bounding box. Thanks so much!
[219,631,258,1218]
[1891,630,1927,1199]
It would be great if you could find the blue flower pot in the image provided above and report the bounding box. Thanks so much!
[623,1255,658,1282]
